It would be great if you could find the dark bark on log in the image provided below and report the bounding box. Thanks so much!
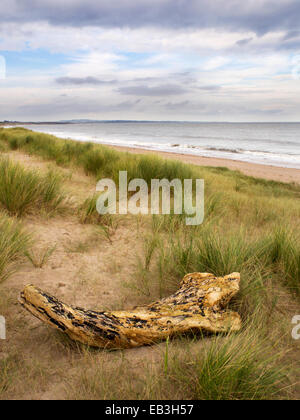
[19,272,241,349]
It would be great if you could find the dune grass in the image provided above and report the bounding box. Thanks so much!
[0,126,299,400]
[1,127,299,202]
[0,212,32,282]
[264,227,300,293]
[2,128,298,297]
[0,354,20,395]
[66,315,290,400]
[166,324,289,400]
[77,195,119,244]
[78,194,113,225]
[136,221,300,307]
[78,195,100,224]
[0,157,66,217]
[0,128,194,186]
[0,348,53,399]
[25,244,56,268]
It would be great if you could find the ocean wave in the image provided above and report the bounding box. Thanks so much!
[13,124,300,170]
[170,143,300,158]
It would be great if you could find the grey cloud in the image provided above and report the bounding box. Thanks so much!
[248,108,284,115]
[118,84,188,96]
[282,30,300,41]
[163,100,214,113]
[164,100,190,110]
[230,32,300,55]
[131,73,197,86]
[197,85,222,91]
[277,40,300,51]
[236,38,253,46]
[130,77,161,83]
[6,93,291,121]
[277,31,300,50]
[2,1,300,35]
[16,98,141,117]
[56,76,116,85]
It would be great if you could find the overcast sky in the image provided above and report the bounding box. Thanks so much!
[1,0,300,121]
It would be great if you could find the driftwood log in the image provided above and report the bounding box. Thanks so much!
[19,272,241,349]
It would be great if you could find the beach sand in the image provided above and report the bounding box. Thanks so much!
[109,145,300,185]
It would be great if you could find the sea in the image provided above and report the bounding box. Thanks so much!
[11,121,300,169]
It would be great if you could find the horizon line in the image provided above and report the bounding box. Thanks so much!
[2,120,300,124]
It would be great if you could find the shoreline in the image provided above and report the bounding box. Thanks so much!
[2,125,300,184]
[108,144,300,185]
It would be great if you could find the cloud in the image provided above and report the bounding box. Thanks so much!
[202,57,230,71]
[197,85,222,91]
[15,97,142,117]
[118,84,188,96]
[55,76,116,85]
[1,1,300,35]
[164,100,190,110]
[236,37,253,46]
[1,1,300,121]
[1,21,299,59]
[277,39,300,50]
[282,30,300,41]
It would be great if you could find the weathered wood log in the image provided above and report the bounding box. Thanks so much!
[19,272,241,349]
